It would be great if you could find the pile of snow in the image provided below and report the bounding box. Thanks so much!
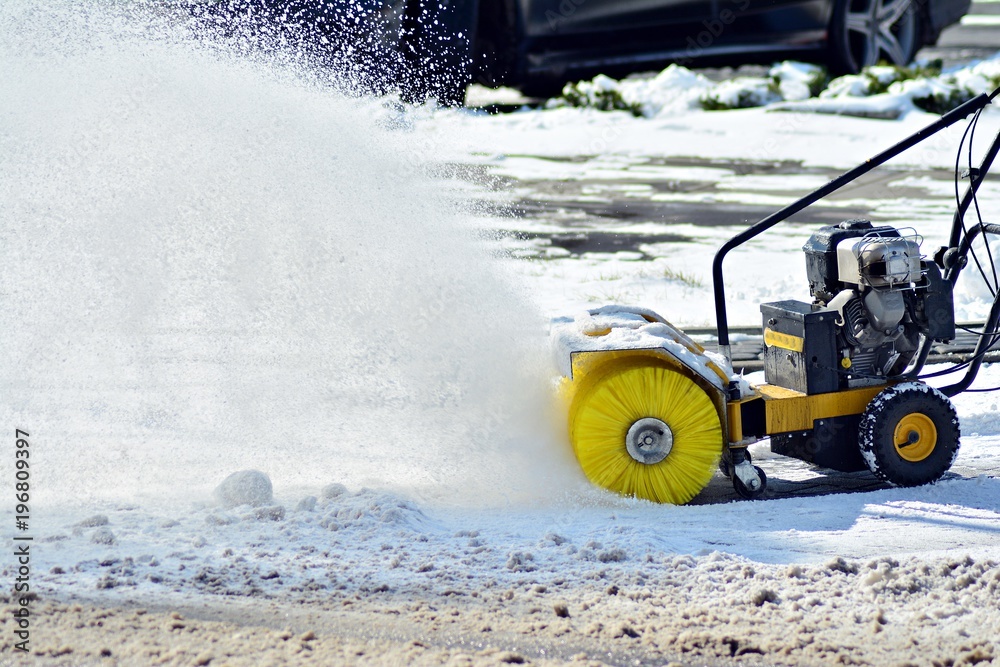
[770,61,826,101]
[313,487,429,532]
[548,61,823,116]
[547,63,819,116]
[699,76,782,111]
[783,59,1000,118]
[546,65,715,117]
[549,54,1000,119]
[214,470,274,508]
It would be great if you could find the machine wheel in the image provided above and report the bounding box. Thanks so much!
[733,465,767,500]
[719,448,750,478]
[828,0,920,74]
[569,362,723,505]
[858,383,960,486]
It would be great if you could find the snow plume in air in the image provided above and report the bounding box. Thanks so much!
[0,0,579,508]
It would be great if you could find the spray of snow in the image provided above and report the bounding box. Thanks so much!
[0,0,584,508]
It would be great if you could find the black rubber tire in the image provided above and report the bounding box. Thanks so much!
[827,0,921,74]
[858,383,960,486]
[733,465,767,500]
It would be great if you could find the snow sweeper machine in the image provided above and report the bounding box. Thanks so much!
[552,87,1000,504]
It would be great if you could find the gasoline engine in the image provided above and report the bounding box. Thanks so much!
[763,220,955,395]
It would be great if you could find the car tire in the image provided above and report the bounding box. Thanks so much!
[828,0,921,74]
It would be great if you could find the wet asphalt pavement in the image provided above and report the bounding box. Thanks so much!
[491,158,949,256]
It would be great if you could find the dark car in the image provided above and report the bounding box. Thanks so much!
[191,0,971,104]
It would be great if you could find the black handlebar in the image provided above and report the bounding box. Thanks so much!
[712,92,996,357]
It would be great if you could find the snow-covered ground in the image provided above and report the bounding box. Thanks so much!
[2,2,1000,665]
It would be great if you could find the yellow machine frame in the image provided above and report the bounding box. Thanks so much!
[727,384,886,443]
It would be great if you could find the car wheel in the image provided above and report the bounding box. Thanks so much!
[828,0,920,73]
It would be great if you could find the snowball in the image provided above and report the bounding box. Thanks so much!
[90,528,117,545]
[213,470,273,508]
[321,483,348,499]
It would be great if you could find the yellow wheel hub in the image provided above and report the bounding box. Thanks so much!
[893,412,937,462]
[568,361,722,505]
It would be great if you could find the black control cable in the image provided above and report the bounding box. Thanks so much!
[954,107,997,299]
[967,106,1000,294]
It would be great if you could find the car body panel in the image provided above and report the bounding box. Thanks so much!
[926,0,971,35]
[520,0,716,37]
[514,0,833,81]
[185,0,973,94]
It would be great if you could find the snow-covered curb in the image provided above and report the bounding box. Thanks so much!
[548,56,1000,120]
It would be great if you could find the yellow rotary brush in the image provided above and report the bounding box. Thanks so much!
[569,361,722,504]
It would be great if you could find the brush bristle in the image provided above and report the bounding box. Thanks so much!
[569,362,722,504]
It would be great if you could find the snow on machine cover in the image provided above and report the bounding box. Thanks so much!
[550,304,750,394]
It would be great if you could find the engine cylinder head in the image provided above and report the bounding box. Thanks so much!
[837,232,924,290]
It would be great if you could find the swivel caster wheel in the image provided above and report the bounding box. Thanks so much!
[733,465,767,500]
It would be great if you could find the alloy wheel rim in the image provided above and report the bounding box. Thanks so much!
[845,0,917,69]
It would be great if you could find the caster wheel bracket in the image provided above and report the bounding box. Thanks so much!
[733,462,767,499]
[733,461,762,491]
